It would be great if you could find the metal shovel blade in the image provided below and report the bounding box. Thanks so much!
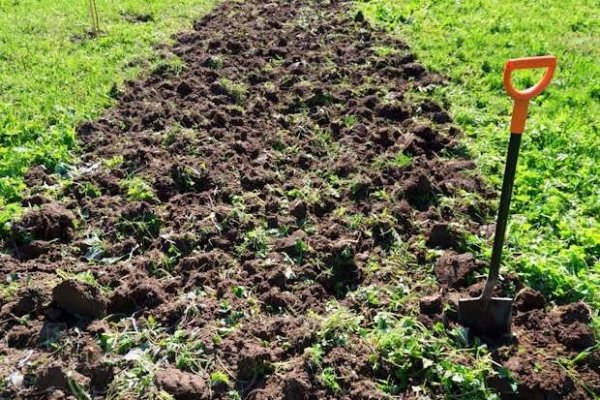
[458,297,513,338]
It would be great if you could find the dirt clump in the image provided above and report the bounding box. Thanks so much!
[514,287,545,312]
[155,368,207,400]
[434,251,481,288]
[12,203,76,243]
[52,279,107,318]
[35,364,90,393]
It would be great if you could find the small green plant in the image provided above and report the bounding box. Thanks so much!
[304,344,324,369]
[56,269,101,289]
[154,54,185,76]
[372,45,400,57]
[218,78,247,104]
[158,329,206,372]
[171,164,209,192]
[235,225,273,258]
[392,152,413,168]
[312,128,333,148]
[227,390,242,400]
[67,370,92,400]
[162,124,195,146]
[0,275,19,302]
[78,182,101,198]
[118,209,162,242]
[317,303,363,347]
[104,155,124,169]
[372,151,413,170]
[319,367,342,393]
[206,56,223,70]
[232,285,246,298]
[82,231,109,262]
[121,177,156,202]
[210,371,230,387]
[351,285,381,307]
[342,114,359,128]
[101,318,211,398]
[369,316,498,398]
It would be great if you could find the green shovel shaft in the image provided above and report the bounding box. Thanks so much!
[481,133,522,300]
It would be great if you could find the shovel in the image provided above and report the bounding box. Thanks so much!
[458,55,557,338]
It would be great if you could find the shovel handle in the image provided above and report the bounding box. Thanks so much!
[481,56,557,302]
[503,55,557,133]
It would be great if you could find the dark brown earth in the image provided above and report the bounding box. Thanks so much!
[1,0,598,399]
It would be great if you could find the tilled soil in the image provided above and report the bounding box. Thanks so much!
[1,0,598,399]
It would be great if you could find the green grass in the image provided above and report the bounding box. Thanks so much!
[0,0,217,226]
[358,0,600,311]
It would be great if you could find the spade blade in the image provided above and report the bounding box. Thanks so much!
[458,297,513,339]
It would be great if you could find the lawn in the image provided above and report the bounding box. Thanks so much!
[358,0,600,320]
[0,0,217,225]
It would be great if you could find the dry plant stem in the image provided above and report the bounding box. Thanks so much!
[88,0,100,34]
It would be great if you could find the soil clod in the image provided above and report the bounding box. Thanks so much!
[52,279,107,318]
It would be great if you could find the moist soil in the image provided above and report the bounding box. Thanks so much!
[1,0,598,399]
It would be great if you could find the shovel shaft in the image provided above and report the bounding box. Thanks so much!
[482,133,522,300]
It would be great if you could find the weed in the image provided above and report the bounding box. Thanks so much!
[556,345,600,398]
[369,316,498,398]
[372,45,400,57]
[154,54,185,76]
[210,371,230,387]
[371,188,392,202]
[56,269,104,290]
[350,285,381,307]
[372,151,413,170]
[158,329,206,371]
[67,370,92,400]
[227,390,242,400]
[286,186,320,206]
[232,285,246,298]
[77,182,101,198]
[121,177,156,202]
[342,114,359,128]
[118,209,162,242]
[218,78,247,104]
[101,318,212,398]
[0,275,20,302]
[104,155,124,169]
[162,124,195,146]
[312,128,333,148]
[235,225,273,258]
[105,353,160,399]
[205,56,223,70]
[316,303,363,347]
[304,344,324,369]
[82,231,109,262]
[222,194,254,228]
[319,367,342,393]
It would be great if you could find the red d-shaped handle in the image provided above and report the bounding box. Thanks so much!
[503,55,557,133]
